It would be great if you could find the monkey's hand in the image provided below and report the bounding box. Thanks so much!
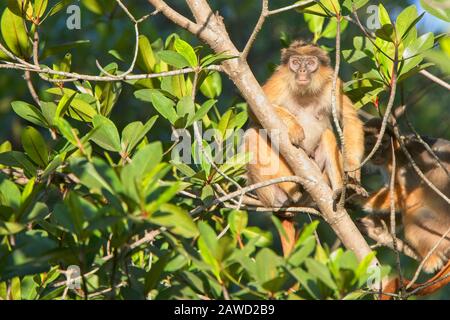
[273,105,305,148]
[347,182,369,198]
[289,123,305,148]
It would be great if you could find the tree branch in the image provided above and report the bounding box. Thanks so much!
[419,70,450,91]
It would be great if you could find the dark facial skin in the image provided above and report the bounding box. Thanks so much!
[288,55,319,86]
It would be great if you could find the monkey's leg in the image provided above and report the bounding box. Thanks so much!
[244,127,301,256]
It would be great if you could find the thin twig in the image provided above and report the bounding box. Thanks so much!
[389,138,405,298]
[0,62,222,82]
[224,203,322,217]
[23,70,41,106]
[267,0,317,16]
[419,70,450,91]
[241,0,268,60]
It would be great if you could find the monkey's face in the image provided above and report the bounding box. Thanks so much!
[288,55,319,86]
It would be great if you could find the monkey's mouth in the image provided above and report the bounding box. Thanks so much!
[296,79,310,86]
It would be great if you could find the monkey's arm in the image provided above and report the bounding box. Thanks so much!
[273,105,304,147]
[339,90,364,182]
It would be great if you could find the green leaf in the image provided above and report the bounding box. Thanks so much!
[228,210,248,235]
[304,13,324,37]
[395,5,419,39]
[375,24,395,42]
[95,71,122,116]
[289,237,316,266]
[137,35,156,73]
[11,101,48,128]
[305,258,338,291]
[21,126,48,167]
[200,184,214,205]
[401,32,434,76]
[254,248,284,291]
[342,0,369,13]
[420,0,450,22]
[121,115,158,153]
[378,3,391,26]
[52,192,95,236]
[55,93,77,119]
[200,52,235,67]
[70,158,116,195]
[200,72,222,99]
[54,117,78,146]
[0,230,58,281]
[0,174,21,210]
[130,142,163,177]
[135,89,178,125]
[68,97,97,121]
[173,38,197,67]
[170,161,196,177]
[190,99,216,124]
[175,96,194,127]
[321,17,348,39]
[149,203,198,238]
[217,109,233,140]
[40,102,57,127]
[34,0,48,18]
[157,50,189,68]
[242,226,272,247]
[0,221,25,235]
[0,151,37,176]
[289,268,319,299]
[296,220,320,245]
[197,223,221,279]
[90,115,121,152]
[1,7,30,57]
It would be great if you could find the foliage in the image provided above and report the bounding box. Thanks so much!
[0,0,447,299]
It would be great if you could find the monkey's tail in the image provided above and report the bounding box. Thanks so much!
[380,260,450,300]
[280,217,297,257]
